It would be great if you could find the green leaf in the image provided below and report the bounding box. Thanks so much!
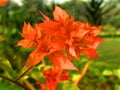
[28,66,46,84]
[102,69,113,76]
[57,81,80,90]
[114,69,120,79]
[0,58,13,76]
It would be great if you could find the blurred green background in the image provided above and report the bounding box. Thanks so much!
[0,0,120,90]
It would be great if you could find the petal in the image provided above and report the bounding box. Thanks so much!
[82,48,99,58]
[25,51,43,67]
[69,46,76,57]
[49,52,78,71]
[88,38,104,49]
[37,21,59,35]
[39,11,50,22]
[17,39,33,48]
[22,22,36,40]
[74,28,89,39]
[91,26,101,36]
[0,0,8,6]
[53,6,69,21]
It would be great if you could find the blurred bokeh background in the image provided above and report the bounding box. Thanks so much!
[0,0,120,90]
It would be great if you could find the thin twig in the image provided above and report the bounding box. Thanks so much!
[75,60,94,85]
[15,66,33,81]
[24,80,35,90]
[0,74,28,90]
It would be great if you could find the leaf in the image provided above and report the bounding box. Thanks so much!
[0,58,13,75]
[57,81,79,90]
[102,69,113,76]
[29,66,46,84]
[114,69,120,79]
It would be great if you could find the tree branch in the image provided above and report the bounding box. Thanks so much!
[0,74,28,90]
[15,66,33,81]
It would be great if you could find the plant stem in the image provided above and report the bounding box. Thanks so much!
[42,58,46,68]
[0,74,28,90]
[75,60,94,85]
[24,80,35,90]
[15,66,33,81]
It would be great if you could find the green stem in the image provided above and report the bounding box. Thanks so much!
[0,74,28,90]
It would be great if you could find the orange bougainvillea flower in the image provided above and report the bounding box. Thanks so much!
[36,68,69,90]
[51,6,104,59]
[18,6,103,70]
[0,0,8,6]
[17,22,37,48]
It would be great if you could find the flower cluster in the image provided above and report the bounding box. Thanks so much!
[17,6,103,70]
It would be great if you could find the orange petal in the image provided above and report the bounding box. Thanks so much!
[22,22,36,40]
[39,11,50,22]
[0,0,8,6]
[49,52,78,71]
[69,46,76,57]
[25,51,43,67]
[17,39,33,48]
[91,26,102,36]
[89,38,104,49]
[53,6,69,21]
[82,48,99,58]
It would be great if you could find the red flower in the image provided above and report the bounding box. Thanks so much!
[52,6,104,59]
[17,22,37,48]
[18,6,103,70]
[0,0,8,6]
[36,68,69,90]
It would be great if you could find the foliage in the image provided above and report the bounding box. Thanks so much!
[81,0,104,25]
[96,38,120,68]
[57,81,79,90]
[78,61,120,90]
[1,57,120,90]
